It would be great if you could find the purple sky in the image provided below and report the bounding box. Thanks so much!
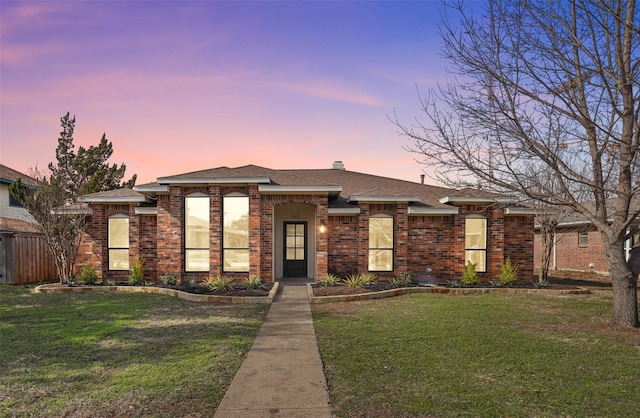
[1,1,458,185]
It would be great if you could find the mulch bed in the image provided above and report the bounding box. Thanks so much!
[63,282,273,297]
[311,281,581,296]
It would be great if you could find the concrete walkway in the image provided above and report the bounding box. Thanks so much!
[214,280,332,418]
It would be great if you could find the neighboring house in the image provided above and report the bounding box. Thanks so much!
[0,164,57,284]
[76,162,535,283]
[533,200,640,276]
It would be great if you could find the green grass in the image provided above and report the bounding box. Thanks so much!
[0,285,269,417]
[313,293,640,417]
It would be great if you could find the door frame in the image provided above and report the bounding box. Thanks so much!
[282,221,308,277]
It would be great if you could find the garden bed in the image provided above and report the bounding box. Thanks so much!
[309,282,590,303]
[35,281,278,304]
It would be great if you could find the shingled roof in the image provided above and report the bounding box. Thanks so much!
[0,164,39,186]
[132,164,509,211]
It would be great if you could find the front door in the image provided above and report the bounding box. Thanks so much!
[283,221,307,277]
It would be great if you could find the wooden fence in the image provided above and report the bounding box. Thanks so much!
[0,233,58,284]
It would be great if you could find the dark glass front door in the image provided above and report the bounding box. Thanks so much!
[283,222,307,277]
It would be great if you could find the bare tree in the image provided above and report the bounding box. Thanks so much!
[395,0,640,326]
[9,168,88,283]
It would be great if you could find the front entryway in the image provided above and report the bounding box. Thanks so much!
[283,221,307,277]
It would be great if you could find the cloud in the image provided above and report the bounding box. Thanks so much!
[270,79,384,107]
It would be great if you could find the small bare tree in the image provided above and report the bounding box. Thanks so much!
[394,0,640,326]
[9,168,88,283]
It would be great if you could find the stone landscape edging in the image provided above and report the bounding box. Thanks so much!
[307,283,591,304]
[34,281,279,304]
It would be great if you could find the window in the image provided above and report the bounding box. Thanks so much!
[9,193,23,208]
[369,216,393,271]
[108,215,129,270]
[185,195,210,271]
[465,216,487,272]
[223,195,249,272]
[578,229,588,246]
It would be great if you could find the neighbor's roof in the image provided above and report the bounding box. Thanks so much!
[78,188,151,203]
[133,164,512,212]
[0,217,40,234]
[0,164,39,186]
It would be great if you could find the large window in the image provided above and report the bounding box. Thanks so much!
[369,216,393,271]
[223,195,249,272]
[465,216,487,272]
[185,195,210,272]
[108,215,129,270]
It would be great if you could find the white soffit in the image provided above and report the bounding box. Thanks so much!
[135,207,158,215]
[348,195,420,203]
[328,207,361,215]
[439,196,513,204]
[504,207,536,215]
[79,195,150,203]
[408,207,459,215]
[134,184,169,193]
[258,185,343,194]
[157,176,272,185]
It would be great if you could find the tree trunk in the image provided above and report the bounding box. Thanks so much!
[606,239,639,327]
[539,226,554,283]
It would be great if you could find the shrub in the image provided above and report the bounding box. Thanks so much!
[244,275,263,289]
[460,262,479,285]
[182,278,197,289]
[79,265,99,285]
[359,272,377,285]
[160,271,178,285]
[128,257,145,285]
[498,258,519,285]
[392,272,413,286]
[533,278,550,289]
[319,273,339,287]
[202,275,235,291]
[343,274,364,287]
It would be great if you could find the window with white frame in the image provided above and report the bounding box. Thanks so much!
[185,194,210,272]
[465,216,487,272]
[368,215,393,271]
[223,195,249,272]
[578,229,589,246]
[108,215,129,270]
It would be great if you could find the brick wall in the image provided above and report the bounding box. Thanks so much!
[327,215,358,276]
[408,215,455,280]
[503,215,535,281]
[77,192,535,285]
[534,226,609,274]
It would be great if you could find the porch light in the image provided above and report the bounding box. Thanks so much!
[319,223,327,234]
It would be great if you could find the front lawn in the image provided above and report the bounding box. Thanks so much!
[312,293,640,417]
[0,285,269,417]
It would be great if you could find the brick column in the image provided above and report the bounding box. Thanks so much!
[395,202,409,274]
[156,187,183,280]
[209,186,221,277]
[357,203,370,272]
[260,200,274,282]
[248,185,261,278]
[315,195,329,280]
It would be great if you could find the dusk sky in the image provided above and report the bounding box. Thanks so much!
[1,1,467,186]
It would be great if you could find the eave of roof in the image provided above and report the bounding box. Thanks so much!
[439,196,513,204]
[78,188,151,203]
[157,176,272,185]
[408,206,459,215]
[258,185,342,196]
[348,195,421,203]
[133,183,169,193]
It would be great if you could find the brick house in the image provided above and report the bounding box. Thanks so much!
[76,162,535,283]
[534,202,640,276]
